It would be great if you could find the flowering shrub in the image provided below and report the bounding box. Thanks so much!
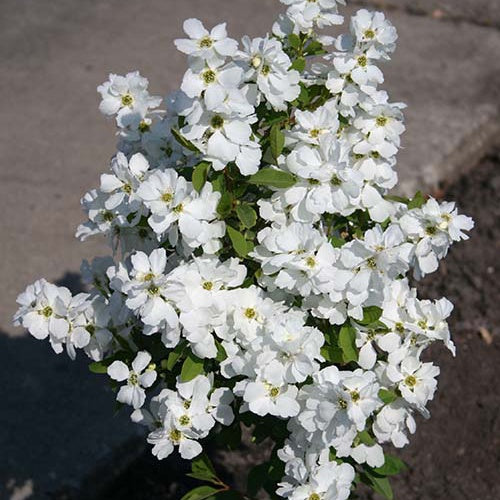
[14,1,474,498]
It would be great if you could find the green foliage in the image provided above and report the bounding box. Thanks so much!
[359,306,383,326]
[236,203,257,229]
[339,324,358,363]
[192,161,211,192]
[88,361,108,374]
[408,190,426,209]
[373,455,407,476]
[227,226,251,258]
[186,454,219,484]
[378,388,398,404]
[360,471,394,500]
[269,124,286,160]
[180,351,205,382]
[171,128,200,153]
[181,485,220,500]
[248,168,296,188]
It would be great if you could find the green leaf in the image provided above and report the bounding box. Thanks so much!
[304,40,326,56]
[330,236,346,248]
[290,57,306,72]
[270,124,286,159]
[88,361,108,374]
[408,190,426,209]
[192,161,211,193]
[171,128,200,153]
[358,429,376,446]
[385,194,410,205]
[215,341,227,362]
[217,192,233,218]
[339,324,358,363]
[359,306,383,326]
[297,84,310,106]
[180,351,205,382]
[187,454,218,483]
[236,203,257,229]
[361,472,394,500]
[227,226,249,258]
[287,33,301,49]
[373,455,407,477]
[248,168,296,189]
[378,388,398,404]
[181,486,220,500]
[165,343,185,371]
[211,173,225,193]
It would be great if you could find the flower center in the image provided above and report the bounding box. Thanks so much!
[357,55,368,67]
[405,375,417,388]
[169,429,183,443]
[179,414,191,426]
[40,306,53,318]
[261,64,271,76]
[376,116,388,127]
[364,29,376,39]
[331,174,342,186]
[129,372,138,386]
[138,120,150,133]
[123,183,133,195]
[338,397,348,409]
[121,93,134,107]
[350,390,360,403]
[244,307,257,319]
[309,494,321,500]
[269,386,281,398]
[251,55,262,68]
[310,128,321,138]
[199,36,213,48]
[161,192,173,203]
[173,203,184,214]
[102,211,114,222]
[305,256,316,268]
[202,69,217,85]
[425,225,437,236]
[202,281,214,291]
[211,115,225,129]
[366,257,377,269]
[148,284,160,296]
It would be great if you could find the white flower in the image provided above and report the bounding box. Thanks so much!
[241,360,300,418]
[288,104,340,146]
[386,357,440,414]
[280,0,344,32]
[14,280,72,352]
[373,400,416,448]
[97,71,162,127]
[175,19,238,65]
[181,59,245,111]
[100,152,149,212]
[117,248,178,329]
[107,351,157,409]
[350,9,398,59]
[239,36,300,110]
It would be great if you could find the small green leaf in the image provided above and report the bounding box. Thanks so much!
[270,124,286,159]
[297,84,310,106]
[287,33,301,49]
[166,343,185,371]
[171,128,200,153]
[361,472,394,500]
[248,168,296,189]
[211,173,225,193]
[217,192,233,218]
[378,388,398,404]
[192,161,210,193]
[236,204,257,229]
[88,361,108,374]
[408,190,426,209]
[180,351,205,382]
[385,194,410,205]
[330,236,346,248]
[304,40,326,56]
[215,341,227,362]
[227,226,249,258]
[290,57,306,72]
[187,454,218,483]
[359,306,383,326]
[373,455,407,476]
[181,486,220,500]
[339,324,358,363]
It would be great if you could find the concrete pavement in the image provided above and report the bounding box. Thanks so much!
[1,0,499,498]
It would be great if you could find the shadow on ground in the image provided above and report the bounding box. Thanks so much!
[0,272,138,500]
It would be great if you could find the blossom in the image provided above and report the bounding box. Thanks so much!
[175,18,238,65]
[97,71,162,127]
[107,351,157,409]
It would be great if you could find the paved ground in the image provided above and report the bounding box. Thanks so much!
[1,0,499,498]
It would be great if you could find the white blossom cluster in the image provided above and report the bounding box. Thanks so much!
[14,1,474,498]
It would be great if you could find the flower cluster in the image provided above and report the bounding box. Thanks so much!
[14,1,473,499]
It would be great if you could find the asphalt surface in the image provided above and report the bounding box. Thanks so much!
[1,1,499,498]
